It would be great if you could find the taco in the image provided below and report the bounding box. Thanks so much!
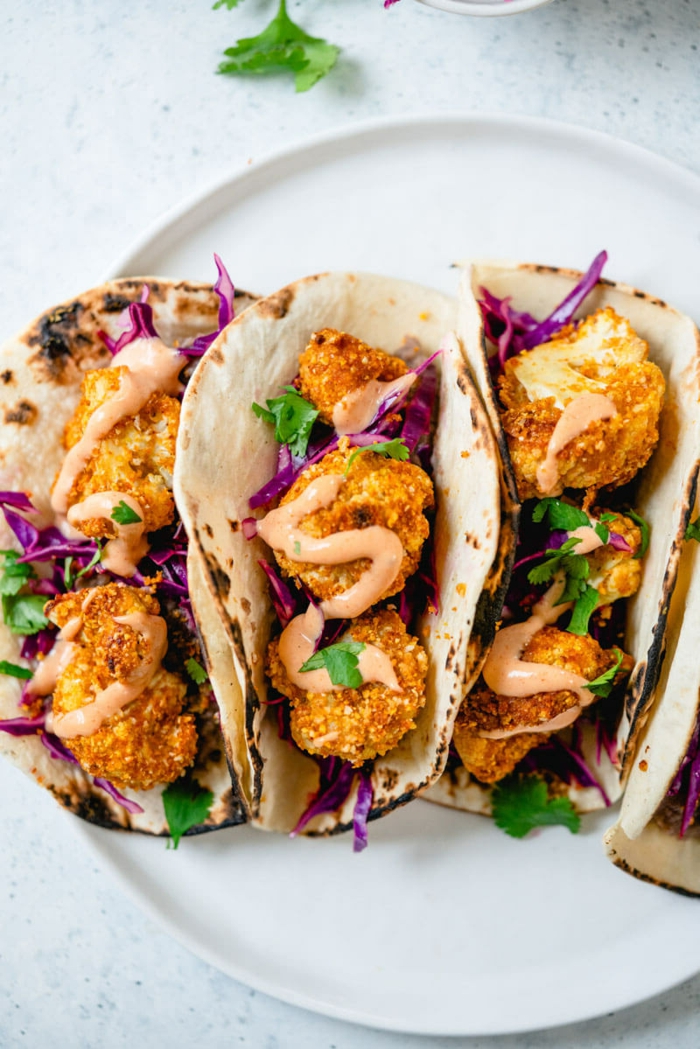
[426,253,700,831]
[174,271,506,845]
[0,260,258,837]
[604,493,700,895]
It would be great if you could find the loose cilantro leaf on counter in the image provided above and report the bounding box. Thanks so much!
[252,386,319,457]
[163,777,214,849]
[587,648,624,698]
[532,497,589,533]
[0,660,32,680]
[567,583,599,636]
[185,657,208,686]
[345,438,409,474]
[300,641,366,688]
[627,509,650,559]
[685,515,700,543]
[217,0,340,94]
[492,775,581,839]
[213,0,244,8]
[111,501,142,526]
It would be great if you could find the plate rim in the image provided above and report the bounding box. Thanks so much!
[93,112,700,1037]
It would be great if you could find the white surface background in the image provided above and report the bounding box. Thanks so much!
[2,1,700,1046]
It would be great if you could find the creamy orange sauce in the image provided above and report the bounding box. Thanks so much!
[67,492,149,577]
[27,616,82,697]
[332,373,416,435]
[481,576,595,715]
[51,337,184,514]
[568,524,605,555]
[50,611,168,739]
[278,602,400,694]
[257,473,403,619]
[536,392,617,494]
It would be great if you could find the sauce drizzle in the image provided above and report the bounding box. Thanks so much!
[536,392,617,494]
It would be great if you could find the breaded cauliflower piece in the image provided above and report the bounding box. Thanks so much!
[45,583,197,791]
[273,441,434,605]
[299,329,408,426]
[453,625,631,783]
[59,367,180,538]
[498,308,665,499]
[267,608,428,766]
[587,509,643,605]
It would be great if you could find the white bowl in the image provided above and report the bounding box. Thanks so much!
[416,0,554,15]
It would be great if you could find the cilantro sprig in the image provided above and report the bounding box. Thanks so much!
[685,515,700,543]
[345,438,409,475]
[163,777,214,849]
[0,660,32,680]
[217,0,340,94]
[0,551,49,636]
[111,501,142,526]
[627,509,650,558]
[252,385,319,458]
[491,775,581,838]
[586,648,624,698]
[300,641,366,689]
[185,657,208,686]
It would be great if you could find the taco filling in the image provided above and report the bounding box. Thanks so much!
[0,259,250,833]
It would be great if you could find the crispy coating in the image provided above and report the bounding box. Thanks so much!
[453,626,631,783]
[273,441,434,604]
[299,329,408,426]
[267,608,428,766]
[45,583,197,791]
[587,509,642,604]
[59,367,180,538]
[498,309,665,499]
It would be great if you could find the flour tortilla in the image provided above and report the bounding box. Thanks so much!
[0,278,256,834]
[174,272,505,834]
[426,260,700,816]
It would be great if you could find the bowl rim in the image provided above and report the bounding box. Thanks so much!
[415,0,555,16]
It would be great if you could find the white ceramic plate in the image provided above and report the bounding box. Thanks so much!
[416,0,554,17]
[79,115,700,1037]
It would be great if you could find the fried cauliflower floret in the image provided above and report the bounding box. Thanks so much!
[273,441,434,604]
[587,509,643,605]
[453,626,631,783]
[299,328,408,426]
[498,308,665,499]
[267,608,428,766]
[45,583,197,791]
[58,367,180,538]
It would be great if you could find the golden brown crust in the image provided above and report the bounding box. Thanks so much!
[45,583,197,791]
[273,441,434,605]
[58,367,179,537]
[267,608,428,766]
[299,328,408,426]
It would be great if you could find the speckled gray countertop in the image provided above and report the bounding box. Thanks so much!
[2,2,700,1046]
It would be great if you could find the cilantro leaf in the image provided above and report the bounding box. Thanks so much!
[0,660,32,680]
[685,515,700,543]
[163,777,214,849]
[526,538,585,588]
[2,593,49,635]
[598,512,617,524]
[491,775,581,838]
[300,641,366,688]
[567,583,599,636]
[217,0,340,94]
[213,0,244,9]
[345,438,410,475]
[185,657,208,685]
[531,497,589,532]
[110,501,142,526]
[594,521,610,544]
[587,648,624,698]
[252,385,319,457]
[626,509,650,559]
[0,550,35,597]
[75,542,103,578]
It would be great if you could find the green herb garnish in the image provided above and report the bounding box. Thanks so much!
[532,497,590,533]
[163,777,214,849]
[527,537,601,636]
[185,658,208,686]
[0,660,32,680]
[217,0,340,94]
[252,385,319,457]
[587,648,624,698]
[345,438,410,475]
[0,551,48,636]
[685,515,700,543]
[300,641,366,689]
[75,542,103,579]
[491,775,581,839]
[626,509,650,559]
[111,501,142,526]
[567,583,600,636]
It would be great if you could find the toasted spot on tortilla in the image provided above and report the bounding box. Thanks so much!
[209,348,224,365]
[229,519,239,532]
[203,522,214,538]
[205,552,231,599]
[464,530,481,549]
[4,399,37,425]
[1,370,13,384]
[102,293,133,312]
[257,287,294,320]
[240,597,252,615]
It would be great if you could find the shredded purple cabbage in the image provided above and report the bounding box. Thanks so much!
[257,560,297,627]
[178,254,237,359]
[667,715,700,837]
[352,768,374,852]
[0,714,47,736]
[520,732,610,806]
